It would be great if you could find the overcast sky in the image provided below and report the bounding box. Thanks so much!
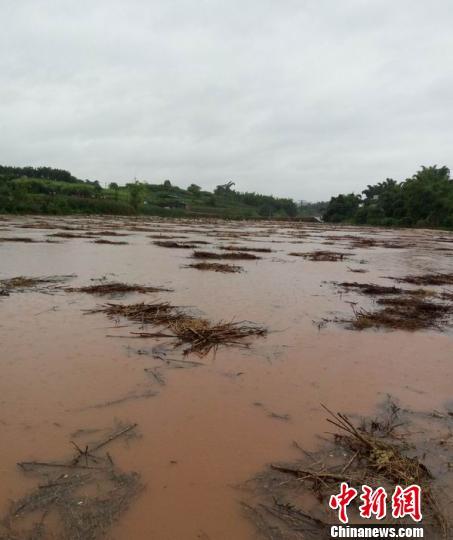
[1,1,452,201]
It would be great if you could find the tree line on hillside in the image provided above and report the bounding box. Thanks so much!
[0,165,323,219]
[0,165,82,184]
[323,166,453,228]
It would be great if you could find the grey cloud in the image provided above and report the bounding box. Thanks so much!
[1,0,452,200]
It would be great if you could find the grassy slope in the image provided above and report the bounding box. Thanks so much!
[0,175,295,218]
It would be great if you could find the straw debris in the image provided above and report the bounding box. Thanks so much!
[290,251,351,261]
[350,296,452,331]
[192,250,261,260]
[337,282,404,295]
[87,230,129,237]
[350,237,378,248]
[92,239,129,245]
[67,282,172,295]
[168,318,267,356]
[390,272,453,286]
[153,240,198,248]
[0,423,143,540]
[0,236,36,243]
[244,400,449,539]
[185,262,243,273]
[0,274,75,293]
[87,301,179,325]
[219,245,272,253]
[49,232,93,239]
[87,302,266,356]
[333,279,451,331]
[148,234,189,239]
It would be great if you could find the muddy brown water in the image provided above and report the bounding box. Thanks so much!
[1,216,452,539]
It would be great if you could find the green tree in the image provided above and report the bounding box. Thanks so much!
[401,166,451,227]
[109,182,120,200]
[323,165,453,228]
[127,182,145,212]
[323,193,361,222]
[188,183,201,196]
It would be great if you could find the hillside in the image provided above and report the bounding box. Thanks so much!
[0,165,325,219]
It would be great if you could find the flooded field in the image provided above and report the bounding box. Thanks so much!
[1,215,452,539]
